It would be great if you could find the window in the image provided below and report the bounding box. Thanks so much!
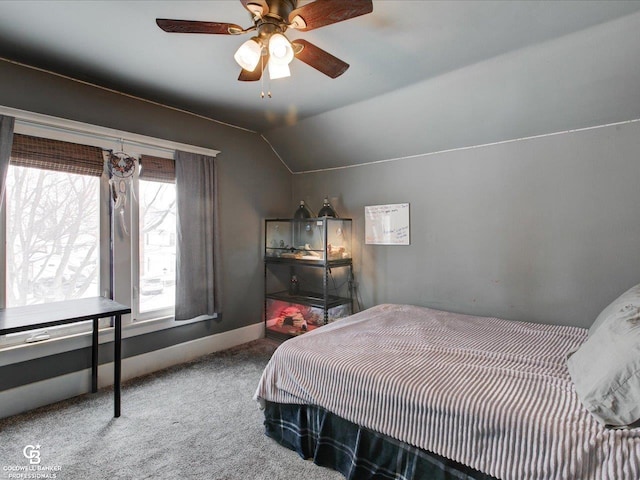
[0,111,219,351]
[5,166,100,306]
[138,180,176,314]
[1,133,107,346]
[0,135,180,346]
[135,154,177,319]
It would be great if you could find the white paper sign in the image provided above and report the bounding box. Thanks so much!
[364,203,410,245]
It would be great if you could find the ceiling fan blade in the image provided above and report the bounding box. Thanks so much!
[292,39,349,78]
[238,53,269,81]
[289,0,373,31]
[156,19,243,35]
[239,0,268,17]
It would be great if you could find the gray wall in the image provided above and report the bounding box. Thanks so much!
[294,120,640,329]
[0,58,291,335]
[2,53,639,340]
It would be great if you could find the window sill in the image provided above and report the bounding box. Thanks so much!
[0,312,218,367]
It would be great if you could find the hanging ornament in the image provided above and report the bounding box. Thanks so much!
[108,141,137,236]
[109,151,136,179]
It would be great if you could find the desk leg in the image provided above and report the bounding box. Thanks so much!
[114,314,122,418]
[92,318,98,393]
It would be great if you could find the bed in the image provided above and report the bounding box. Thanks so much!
[254,301,640,479]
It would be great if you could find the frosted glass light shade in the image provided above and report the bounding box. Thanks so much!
[268,33,294,65]
[234,38,262,72]
[268,60,291,79]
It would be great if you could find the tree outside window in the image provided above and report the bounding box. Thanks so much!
[5,165,100,307]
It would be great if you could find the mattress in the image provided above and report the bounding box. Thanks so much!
[254,303,640,480]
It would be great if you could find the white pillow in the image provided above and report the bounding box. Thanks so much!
[588,283,640,336]
[567,284,640,427]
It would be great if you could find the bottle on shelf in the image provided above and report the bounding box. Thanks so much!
[317,197,337,217]
[293,200,312,219]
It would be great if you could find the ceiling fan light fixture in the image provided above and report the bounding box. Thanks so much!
[268,33,294,65]
[234,37,263,72]
[156,0,374,83]
[268,59,291,80]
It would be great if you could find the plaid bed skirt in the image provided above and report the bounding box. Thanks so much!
[263,401,496,480]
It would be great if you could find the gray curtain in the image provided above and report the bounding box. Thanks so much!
[0,115,15,209]
[174,150,221,320]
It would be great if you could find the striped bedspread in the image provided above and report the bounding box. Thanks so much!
[254,304,640,480]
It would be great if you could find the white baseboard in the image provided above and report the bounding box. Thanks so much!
[0,322,265,419]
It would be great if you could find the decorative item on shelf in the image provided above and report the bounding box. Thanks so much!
[276,306,307,331]
[318,196,337,217]
[293,200,312,219]
[289,274,300,296]
[327,244,347,260]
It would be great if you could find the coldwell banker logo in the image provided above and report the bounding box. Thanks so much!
[23,445,41,465]
[2,444,62,479]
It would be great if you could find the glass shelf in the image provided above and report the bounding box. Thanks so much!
[265,218,352,263]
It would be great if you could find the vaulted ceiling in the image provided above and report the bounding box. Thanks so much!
[0,1,639,172]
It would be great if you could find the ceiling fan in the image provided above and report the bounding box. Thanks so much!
[156,0,373,81]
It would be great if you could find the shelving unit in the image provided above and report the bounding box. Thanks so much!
[264,217,354,341]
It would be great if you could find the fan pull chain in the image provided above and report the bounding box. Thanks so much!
[260,54,266,98]
[260,53,272,99]
[266,72,272,99]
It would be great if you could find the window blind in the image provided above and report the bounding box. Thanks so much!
[10,133,104,177]
[139,154,175,183]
